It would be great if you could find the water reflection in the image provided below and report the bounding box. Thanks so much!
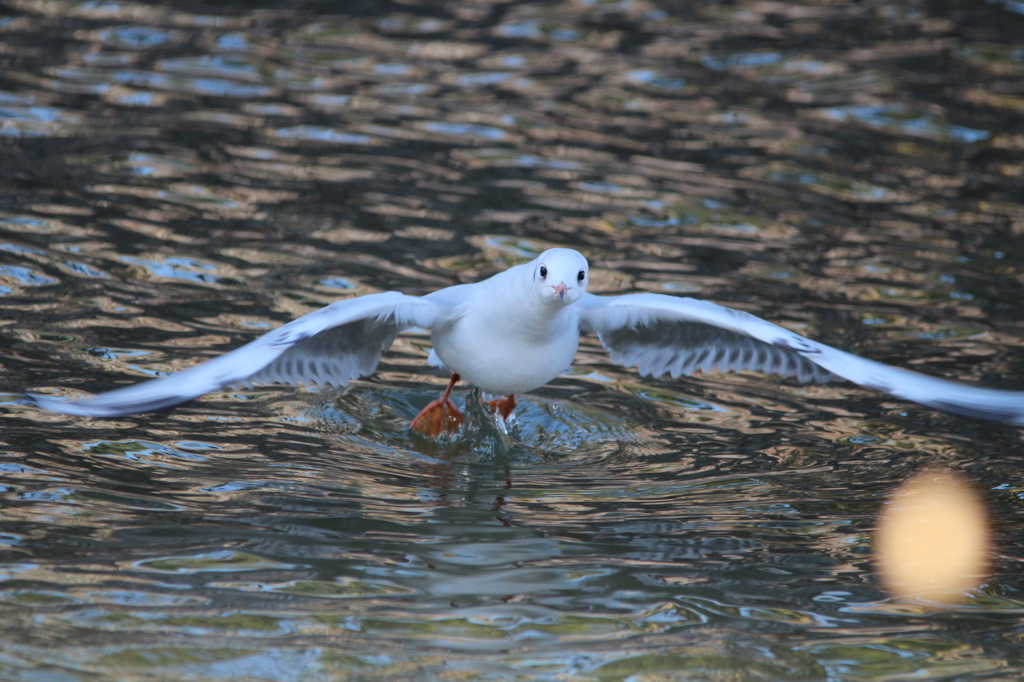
[1,0,1023,678]
[820,104,991,143]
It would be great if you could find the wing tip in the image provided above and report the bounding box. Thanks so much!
[23,393,97,416]
[926,399,1024,426]
[23,391,196,417]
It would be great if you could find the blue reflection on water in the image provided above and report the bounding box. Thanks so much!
[822,105,991,143]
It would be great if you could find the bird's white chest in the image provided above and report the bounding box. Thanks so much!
[431,301,579,395]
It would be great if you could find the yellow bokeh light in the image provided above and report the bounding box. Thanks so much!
[875,468,990,603]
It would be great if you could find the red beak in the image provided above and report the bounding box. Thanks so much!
[554,282,569,299]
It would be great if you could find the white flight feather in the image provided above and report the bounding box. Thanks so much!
[28,292,442,417]
[578,292,1024,425]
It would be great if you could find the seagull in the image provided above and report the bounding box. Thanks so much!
[25,248,1024,434]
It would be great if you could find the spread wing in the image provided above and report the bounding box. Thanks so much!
[28,291,444,417]
[578,292,1024,425]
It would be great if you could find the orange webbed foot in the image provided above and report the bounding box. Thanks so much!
[411,373,464,437]
[486,394,518,421]
[410,397,464,437]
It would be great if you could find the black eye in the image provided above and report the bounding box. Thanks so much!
[539,266,547,278]
[577,269,586,282]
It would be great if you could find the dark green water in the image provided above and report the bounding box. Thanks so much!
[1,0,1024,679]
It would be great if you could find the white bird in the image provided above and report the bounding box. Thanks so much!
[25,248,1024,434]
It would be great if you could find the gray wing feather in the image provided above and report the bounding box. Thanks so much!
[239,318,400,388]
[579,292,1024,426]
[28,291,442,417]
[600,320,834,383]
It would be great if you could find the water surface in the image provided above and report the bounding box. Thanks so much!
[1,0,1024,679]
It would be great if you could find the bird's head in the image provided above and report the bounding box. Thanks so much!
[531,248,589,307]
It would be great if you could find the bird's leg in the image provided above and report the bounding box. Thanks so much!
[486,394,518,421]
[411,373,464,437]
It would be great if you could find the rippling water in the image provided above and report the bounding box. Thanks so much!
[1,0,1024,679]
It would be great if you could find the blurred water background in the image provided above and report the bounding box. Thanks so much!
[1,0,1024,679]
